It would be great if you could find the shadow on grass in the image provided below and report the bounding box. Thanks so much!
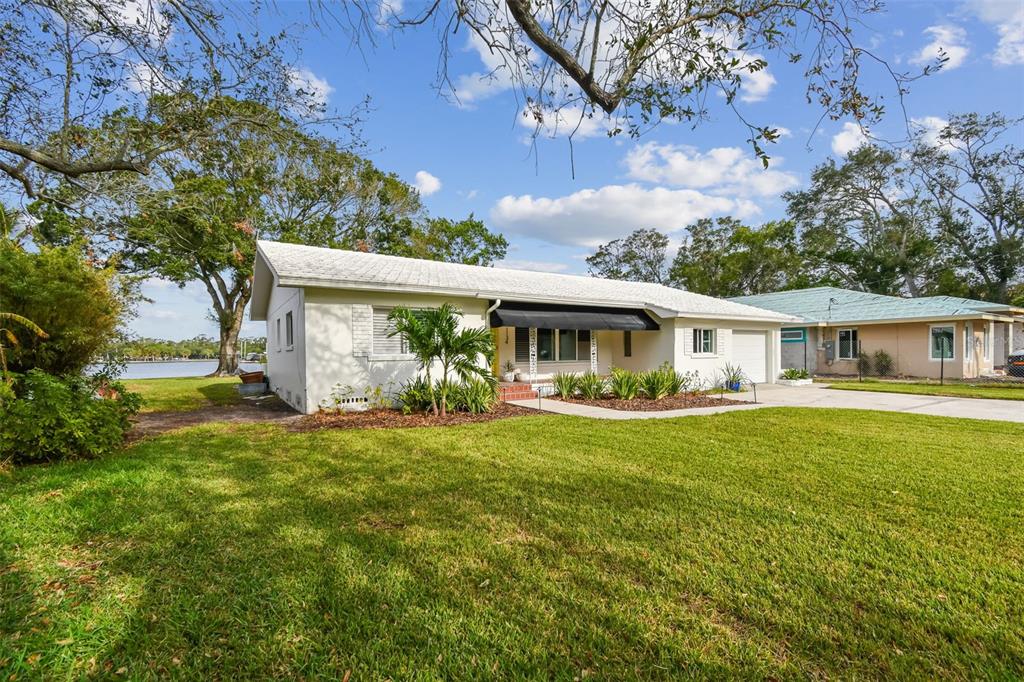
[2,411,1023,678]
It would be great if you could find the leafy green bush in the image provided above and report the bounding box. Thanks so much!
[609,368,640,400]
[873,350,894,377]
[397,376,435,414]
[780,367,810,380]
[638,367,674,400]
[0,241,128,377]
[857,352,872,376]
[552,371,580,398]
[0,370,140,464]
[663,365,693,395]
[578,371,606,400]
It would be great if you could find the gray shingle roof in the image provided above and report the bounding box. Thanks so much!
[255,240,795,322]
[730,286,1018,324]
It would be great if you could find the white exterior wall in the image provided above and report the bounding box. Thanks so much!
[265,286,307,412]
[301,288,489,414]
[673,318,781,387]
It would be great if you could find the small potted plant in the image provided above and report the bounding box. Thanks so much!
[720,363,745,392]
[501,360,517,382]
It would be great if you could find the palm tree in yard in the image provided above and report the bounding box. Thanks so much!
[388,303,495,417]
[0,312,48,385]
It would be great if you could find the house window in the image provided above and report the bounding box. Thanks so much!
[930,325,954,360]
[516,327,585,362]
[692,328,716,355]
[557,329,578,361]
[837,328,858,360]
[275,318,281,352]
[285,311,294,350]
[781,328,806,343]
[624,330,632,357]
[536,328,555,361]
[372,307,409,355]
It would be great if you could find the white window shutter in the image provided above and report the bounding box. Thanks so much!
[681,327,692,356]
[716,328,726,356]
[352,305,373,357]
[372,307,406,355]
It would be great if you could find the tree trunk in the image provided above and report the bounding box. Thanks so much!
[208,287,250,377]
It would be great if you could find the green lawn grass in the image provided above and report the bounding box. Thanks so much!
[2,409,1022,678]
[123,376,242,413]
[822,377,1024,401]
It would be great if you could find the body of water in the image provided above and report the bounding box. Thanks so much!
[105,360,264,380]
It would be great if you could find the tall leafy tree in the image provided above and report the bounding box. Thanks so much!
[114,99,420,376]
[786,146,940,296]
[910,113,1024,302]
[669,217,806,296]
[344,214,508,266]
[586,228,671,284]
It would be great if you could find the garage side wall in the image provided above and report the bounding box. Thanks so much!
[303,288,489,414]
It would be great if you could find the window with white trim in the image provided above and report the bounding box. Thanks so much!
[692,328,716,354]
[781,328,806,342]
[837,328,858,360]
[930,325,954,360]
[285,311,294,350]
[372,307,409,355]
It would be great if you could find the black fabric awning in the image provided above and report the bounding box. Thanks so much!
[489,301,659,331]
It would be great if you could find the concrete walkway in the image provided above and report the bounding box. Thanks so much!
[510,383,1024,423]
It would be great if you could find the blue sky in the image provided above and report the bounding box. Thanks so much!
[136,0,1024,340]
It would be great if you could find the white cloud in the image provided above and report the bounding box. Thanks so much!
[496,259,571,273]
[968,0,1024,65]
[772,126,793,138]
[125,61,175,94]
[910,116,952,148]
[519,105,611,140]
[624,142,800,197]
[288,67,333,111]
[452,32,518,106]
[738,59,777,103]
[414,170,442,196]
[376,0,403,26]
[831,122,870,157]
[464,189,478,199]
[910,25,969,71]
[491,184,759,248]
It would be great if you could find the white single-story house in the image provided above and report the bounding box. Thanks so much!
[250,240,798,413]
[731,287,1024,379]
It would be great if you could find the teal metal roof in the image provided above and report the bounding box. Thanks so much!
[730,286,1017,324]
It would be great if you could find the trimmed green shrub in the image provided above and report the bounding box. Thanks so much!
[578,371,606,400]
[638,367,673,400]
[552,371,580,398]
[397,376,435,414]
[450,378,497,414]
[873,350,894,377]
[780,367,810,380]
[609,368,640,400]
[0,370,140,464]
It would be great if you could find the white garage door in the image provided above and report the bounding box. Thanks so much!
[731,330,768,383]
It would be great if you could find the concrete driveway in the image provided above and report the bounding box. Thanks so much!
[730,383,1024,423]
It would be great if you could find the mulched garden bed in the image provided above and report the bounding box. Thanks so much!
[551,392,745,411]
[292,402,535,432]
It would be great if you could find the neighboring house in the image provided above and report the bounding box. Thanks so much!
[731,287,1024,379]
[250,241,797,413]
